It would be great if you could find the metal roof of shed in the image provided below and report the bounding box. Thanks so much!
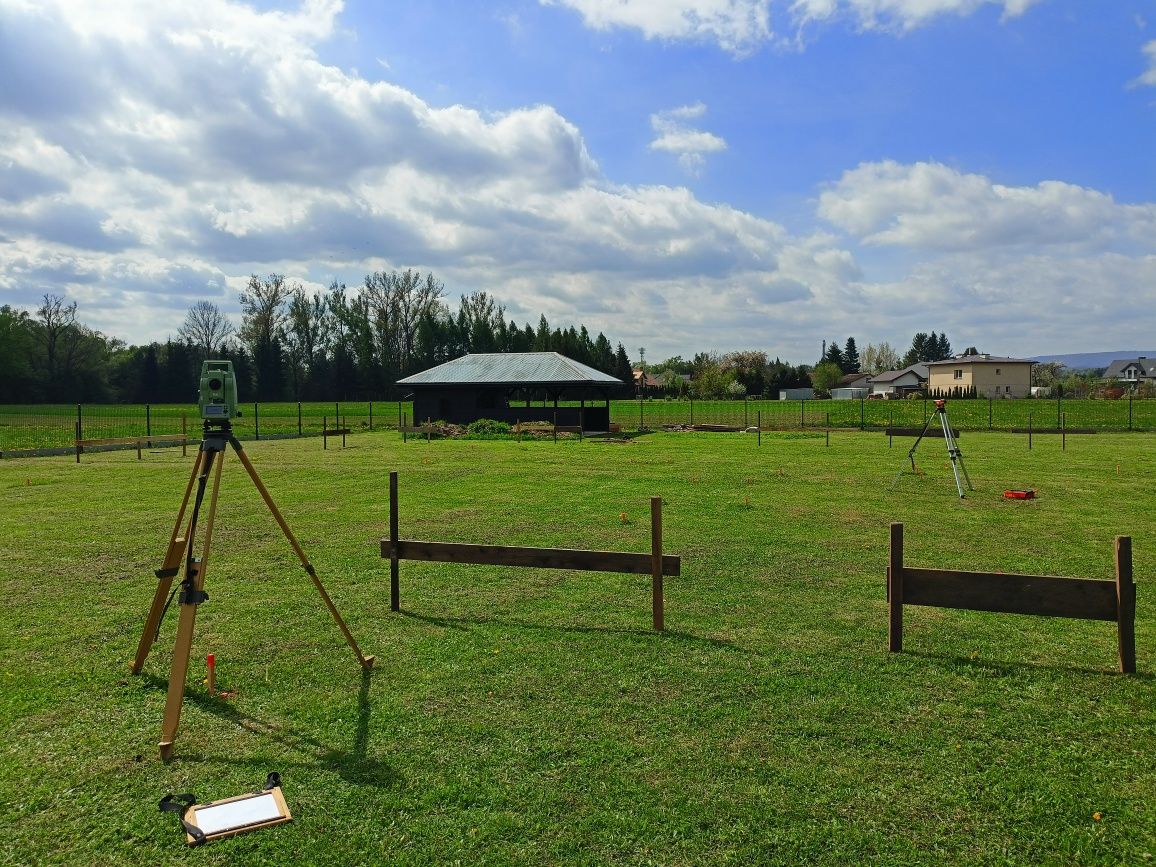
[397,352,624,387]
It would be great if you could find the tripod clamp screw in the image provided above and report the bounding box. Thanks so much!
[179,588,209,605]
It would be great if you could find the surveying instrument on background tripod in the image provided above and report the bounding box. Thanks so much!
[131,361,374,759]
[891,398,973,499]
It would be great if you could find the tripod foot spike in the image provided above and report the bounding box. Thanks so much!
[361,655,376,670]
[159,741,174,760]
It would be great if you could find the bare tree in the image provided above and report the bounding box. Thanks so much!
[239,274,293,348]
[35,293,77,380]
[178,300,235,357]
[862,342,900,375]
[362,269,445,377]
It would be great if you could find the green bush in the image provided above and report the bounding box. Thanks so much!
[466,418,512,435]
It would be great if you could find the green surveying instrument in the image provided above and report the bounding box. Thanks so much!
[131,361,374,759]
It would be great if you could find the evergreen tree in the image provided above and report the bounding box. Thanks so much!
[842,337,860,373]
[822,339,844,371]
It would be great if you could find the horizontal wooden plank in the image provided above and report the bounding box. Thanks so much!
[381,539,680,576]
[903,566,1117,621]
[884,427,960,438]
[77,435,189,446]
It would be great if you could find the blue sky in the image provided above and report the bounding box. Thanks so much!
[1,0,1154,362]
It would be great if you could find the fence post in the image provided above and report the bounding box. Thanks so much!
[651,496,664,632]
[75,419,81,463]
[390,471,400,612]
[397,401,402,431]
[254,403,260,440]
[1116,536,1136,674]
[335,402,340,428]
[888,522,904,652]
[297,401,302,436]
[146,404,152,439]
[402,412,407,444]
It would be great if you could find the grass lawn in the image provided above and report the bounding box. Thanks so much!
[0,429,1153,865]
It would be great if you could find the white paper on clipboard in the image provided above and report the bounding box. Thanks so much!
[192,791,283,835]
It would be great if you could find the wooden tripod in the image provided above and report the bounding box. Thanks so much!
[131,422,374,759]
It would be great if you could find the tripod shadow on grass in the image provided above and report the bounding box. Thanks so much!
[139,669,400,787]
[901,649,1153,681]
[396,609,748,653]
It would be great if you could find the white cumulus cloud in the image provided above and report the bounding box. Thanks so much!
[541,0,772,54]
[818,160,1156,252]
[790,0,1043,32]
[1136,40,1156,88]
[649,103,728,175]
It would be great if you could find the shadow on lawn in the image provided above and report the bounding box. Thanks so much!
[902,650,1153,681]
[396,609,747,652]
[140,670,401,787]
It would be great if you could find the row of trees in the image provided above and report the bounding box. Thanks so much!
[0,272,641,403]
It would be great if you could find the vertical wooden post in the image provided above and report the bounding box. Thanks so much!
[402,412,408,443]
[390,471,400,612]
[297,401,302,436]
[426,418,431,444]
[651,496,664,632]
[888,522,904,652]
[146,403,152,441]
[1116,536,1136,674]
[136,438,142,460]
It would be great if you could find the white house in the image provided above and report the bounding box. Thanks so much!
[869,364,928,397]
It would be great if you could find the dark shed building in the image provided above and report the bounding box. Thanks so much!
[397,352,623,432]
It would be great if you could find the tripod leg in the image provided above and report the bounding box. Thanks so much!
[159,449,225,759]
[132,448,204,674]
[939,412,968,498]
[229,439,375,670]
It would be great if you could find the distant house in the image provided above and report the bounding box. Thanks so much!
[838,372,871,389]
[830,372,871,399]
[1104,357,1156,385]
[869,364,928,397]
[925,353,1033,398]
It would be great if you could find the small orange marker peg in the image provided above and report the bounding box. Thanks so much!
[206,654,217,697]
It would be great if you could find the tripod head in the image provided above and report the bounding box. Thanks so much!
[934,398,947,413]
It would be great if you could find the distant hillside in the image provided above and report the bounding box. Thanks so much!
[1031,351,1156,371]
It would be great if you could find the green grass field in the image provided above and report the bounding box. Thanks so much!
[0,430,1152,864]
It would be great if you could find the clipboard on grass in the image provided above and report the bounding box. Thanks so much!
[160,773,291,846]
